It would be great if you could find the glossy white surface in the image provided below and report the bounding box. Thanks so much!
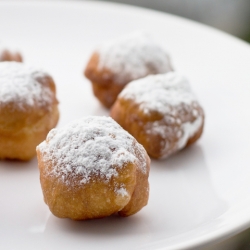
[0,1,250,249]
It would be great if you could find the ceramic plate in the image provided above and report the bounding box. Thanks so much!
[1,1,250,249]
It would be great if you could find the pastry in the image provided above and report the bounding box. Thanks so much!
[84,32,173,108]
[111,72,204,159]
[0,62,59,160]
[37,116,150,220]
[0,46,22,62]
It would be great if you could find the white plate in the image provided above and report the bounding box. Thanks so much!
[1,1,250,249]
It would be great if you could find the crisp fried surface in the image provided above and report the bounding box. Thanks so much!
[84,51,173,109]
[0,75,59,160]
[0,105,59,160]
[119,147,150,217]
[84,52,124,108]
[111,98,204,159]
[37,135,150,220]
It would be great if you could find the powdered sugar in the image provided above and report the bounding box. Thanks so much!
[97,32,172,84]
[119,72,204,155]
[116,187,129,197]
[120,72,196,114]
[0,62,54,110]
[37,116,147,186]
[178,116,203,149]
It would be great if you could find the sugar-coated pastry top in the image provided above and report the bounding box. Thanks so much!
[119,72,203,150]
[0,62,54,110]
[37,116,147,187]
[96,32,172,84]
[120,72,196,113]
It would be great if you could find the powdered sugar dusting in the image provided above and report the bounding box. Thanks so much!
[178,116,203,149]
[0,62,54,110]
[97,32,172,84]
[116,187,129,197]
[120,72,196,114]
[120,72,204,155]
[37,116,147,186]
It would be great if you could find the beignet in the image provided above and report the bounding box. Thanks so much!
[84,32,173,108]
[111,72,204,159]
[37,116,150,220]
[0,62,59,160]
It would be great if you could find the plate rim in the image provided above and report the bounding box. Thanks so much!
[1,1,250,249]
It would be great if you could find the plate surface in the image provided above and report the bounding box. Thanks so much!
[1,1,250,249]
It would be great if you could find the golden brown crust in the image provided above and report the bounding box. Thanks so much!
[0,75,59,160]
[0,105,59,160]
[84,52,125,108]
[119,149,150,216]
[0,49,22,62]
[84,53,113,85]
[37,118,150,220]
[38,157,135,220]
[37,148,150,220]
[111,98,204,159]
[84,52,172,108]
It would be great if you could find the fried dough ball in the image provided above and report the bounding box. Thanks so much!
[37,116,150,220]
[84,32,173,108]
[111,72,204,159]
[0,47,22,62]
[0,62,59,160]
